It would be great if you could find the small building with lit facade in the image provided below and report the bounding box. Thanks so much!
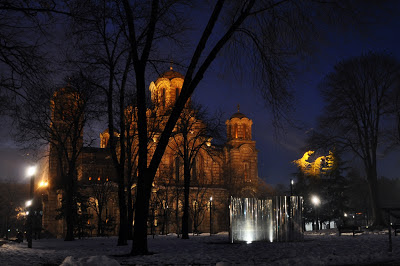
[41,68,269,238]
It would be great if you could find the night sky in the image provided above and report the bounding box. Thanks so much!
[1,3,400,185]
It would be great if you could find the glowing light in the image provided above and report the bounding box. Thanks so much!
[38,181,48,187]
[26,211,30,215]
[210,196,213,201]
[291,179,294,185]
[344,213,348,217]
[269,219,274,242]
[26,166,37,177]
[293,150,337,177]
[311,195,320,206]
[25,200,32,207]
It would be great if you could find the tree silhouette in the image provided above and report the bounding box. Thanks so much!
[314,52,400,226]
[122,0,378,254]
[167,103,222,239]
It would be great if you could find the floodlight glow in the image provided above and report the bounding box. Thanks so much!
[26,166,37,177]
[291,179,294,185]
[39,181,49,187]
[25,200,32,207]
[311,195,320,206]
[210,196,213,201]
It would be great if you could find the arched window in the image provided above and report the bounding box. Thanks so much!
[212,162,220,184]
[161,88,166,107]
[192,200,198,211]
[244,125,250,139]
[244,162,250,182]
[192,158,197,182]
[234,124,238,139]
[175,87,180,102]
[199,155,204,175]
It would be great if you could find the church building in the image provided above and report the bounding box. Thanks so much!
[41,68,267,238]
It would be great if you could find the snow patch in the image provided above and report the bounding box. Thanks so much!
[61,255,120,266]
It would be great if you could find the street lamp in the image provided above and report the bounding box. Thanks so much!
[209,196,213,236]
[290,179,294,196]
[311,195,320,231]
[26,165,37,248]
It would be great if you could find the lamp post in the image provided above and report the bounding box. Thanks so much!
[290,179,294,196]
[26,165,36,248]
[289,179,294,240]
[311,195,320,231]
[209,196,213,235]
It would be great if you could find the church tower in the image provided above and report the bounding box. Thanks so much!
[44,86,84,237]
[225,105,258,196]
[49,86,84,188]
[149,66,185,110]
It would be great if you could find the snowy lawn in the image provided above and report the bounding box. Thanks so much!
[1,230,400,265]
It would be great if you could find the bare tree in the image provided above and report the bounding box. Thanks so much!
[119,0,387,254]
[65,0,180,245]
[0,181,29,239]
[167,103,222,239]
[313,52,400,226]
[0,1,72,113]
[189,174,212,235]
[86,179,116,236]
[14,74,98,240]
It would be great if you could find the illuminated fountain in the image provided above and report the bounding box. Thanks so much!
[230,196,303,243]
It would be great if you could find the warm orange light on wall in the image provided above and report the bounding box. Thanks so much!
[89,177,92,181]
[98,177,101,181]
[38,180,49,188]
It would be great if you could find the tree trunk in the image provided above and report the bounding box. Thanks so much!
[64,171,75,241]
[127,185,134,239]
[131,172,151,255]
[117,170,128,246]
[367,169,384,226]
[182,149,191,239]
[97,209,103,236]
[64,189,74,241]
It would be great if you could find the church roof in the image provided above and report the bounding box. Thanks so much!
[230,104,248,119]
[159,67,184,80]
[230,112,247,119]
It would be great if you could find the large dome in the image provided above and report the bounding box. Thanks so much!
[159,67,184,80]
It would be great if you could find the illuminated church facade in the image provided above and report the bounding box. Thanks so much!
[42,69,267,238]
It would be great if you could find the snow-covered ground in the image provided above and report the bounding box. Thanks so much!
[1,230,400,265]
